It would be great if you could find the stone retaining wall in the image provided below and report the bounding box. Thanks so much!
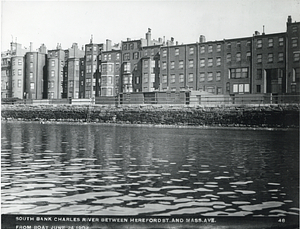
[1,104,299,128]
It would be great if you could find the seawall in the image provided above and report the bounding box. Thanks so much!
[1,104,299,128]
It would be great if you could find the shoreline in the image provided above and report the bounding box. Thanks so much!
[2,119,297,132]
[2,104,299,129]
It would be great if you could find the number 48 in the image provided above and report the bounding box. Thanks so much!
[278,218,285,223]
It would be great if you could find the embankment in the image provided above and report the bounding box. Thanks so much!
[1,104,299,128]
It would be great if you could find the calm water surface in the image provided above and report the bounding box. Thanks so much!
[1,121,299,216]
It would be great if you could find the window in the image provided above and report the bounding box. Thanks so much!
[246,52,251,60]
[171,74,175,83]
[143,73,148,83]
[144,60,149,68]
[227,54,231,63]
[162,74,167,83]
[189,47,194,55]
[133,52,139,59]
[257,54,262,63]
[206,87,215,93]
[227,43,231,49]
[200,46,205,53]
[162,62,166,70]
[268,53,273,62]
[30,63,33,68]
[189,60,194,68]
[208,58,213,67]
[199,73,205,82]
[18,79,21,88]
[86,65,92,73]
[257,69,262,79]
[123,44,127,50]
[294,53,300,62]
[18,59,22,65]
[200,59,205,67]
[18,69,22,75]
[292,38,298,47]
[256,85,261,93]
[51,70,55,77]
[108,64,112,72]
[217,44,221,52]
[268,38,273,47]
[12,69,15,76]
[233,84,238,93]
[233,83,249,93]
[208,45,213,53]
[247,40,251,46]
[30,72,33,79]
[135,77,139,84]
[216,72,221,81]
[257,39,262,48]
[236,53,241,62]
[108,54,111,60]
[179,74,184,83]
[292,26,298,33]
[171,61,175,69]
[244,84,249,92]
[216,57,221,66]
[124,62,131,72]
[130,43,134,50]
[162,49,167,57]
[175,48,179,56]
[12,59,15,65]
[107,88,112,96]
[278,52,284,62]
[179,60,183,69]
[30,82,35,90]
[279,37,284,46]
[217,87,222,94]
[86,79,92,86]
[123,76,128,84]
[237,42,241,48]
[188,73,193,82]
[116,53,120,60]
[123,53,130,61]
[207,72,213,82]
[230,68,248,79]
[30,54,33,61]
[226,82,230,92]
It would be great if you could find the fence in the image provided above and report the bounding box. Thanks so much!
[2,94,299,106]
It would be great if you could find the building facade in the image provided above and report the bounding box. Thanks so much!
[1,16,299,102]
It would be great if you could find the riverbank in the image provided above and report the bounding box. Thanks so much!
[1,104,299,128]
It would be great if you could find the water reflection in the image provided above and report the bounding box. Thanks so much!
[1,122,299,217]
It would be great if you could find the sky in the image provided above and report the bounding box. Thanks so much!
[1,0,300,51]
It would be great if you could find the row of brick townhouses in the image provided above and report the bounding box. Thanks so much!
[1,16,299,100]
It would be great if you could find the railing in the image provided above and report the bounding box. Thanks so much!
[1,94,299,106]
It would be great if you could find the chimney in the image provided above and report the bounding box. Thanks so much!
[106,39,112,51]
[262,25,265,35]
[171,37,174,45]
[287,15,292,24]
[254,31,260,36]
[158,37,162,43]
[90,34,93,44]
[146,28,151,46]
[30,42,33,52]
[199,35,206,43]
[127,38,131,41]
[176,41,178,45]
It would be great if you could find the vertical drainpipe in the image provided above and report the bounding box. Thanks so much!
[251,36,254,93]
[195,44,198,90]
[167,45,170,90]
[285,33,288,93]
[185,45,187,88]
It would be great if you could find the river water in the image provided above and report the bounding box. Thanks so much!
[1,121,299,217]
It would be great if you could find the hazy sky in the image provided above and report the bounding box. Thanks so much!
[1,0,300,51]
